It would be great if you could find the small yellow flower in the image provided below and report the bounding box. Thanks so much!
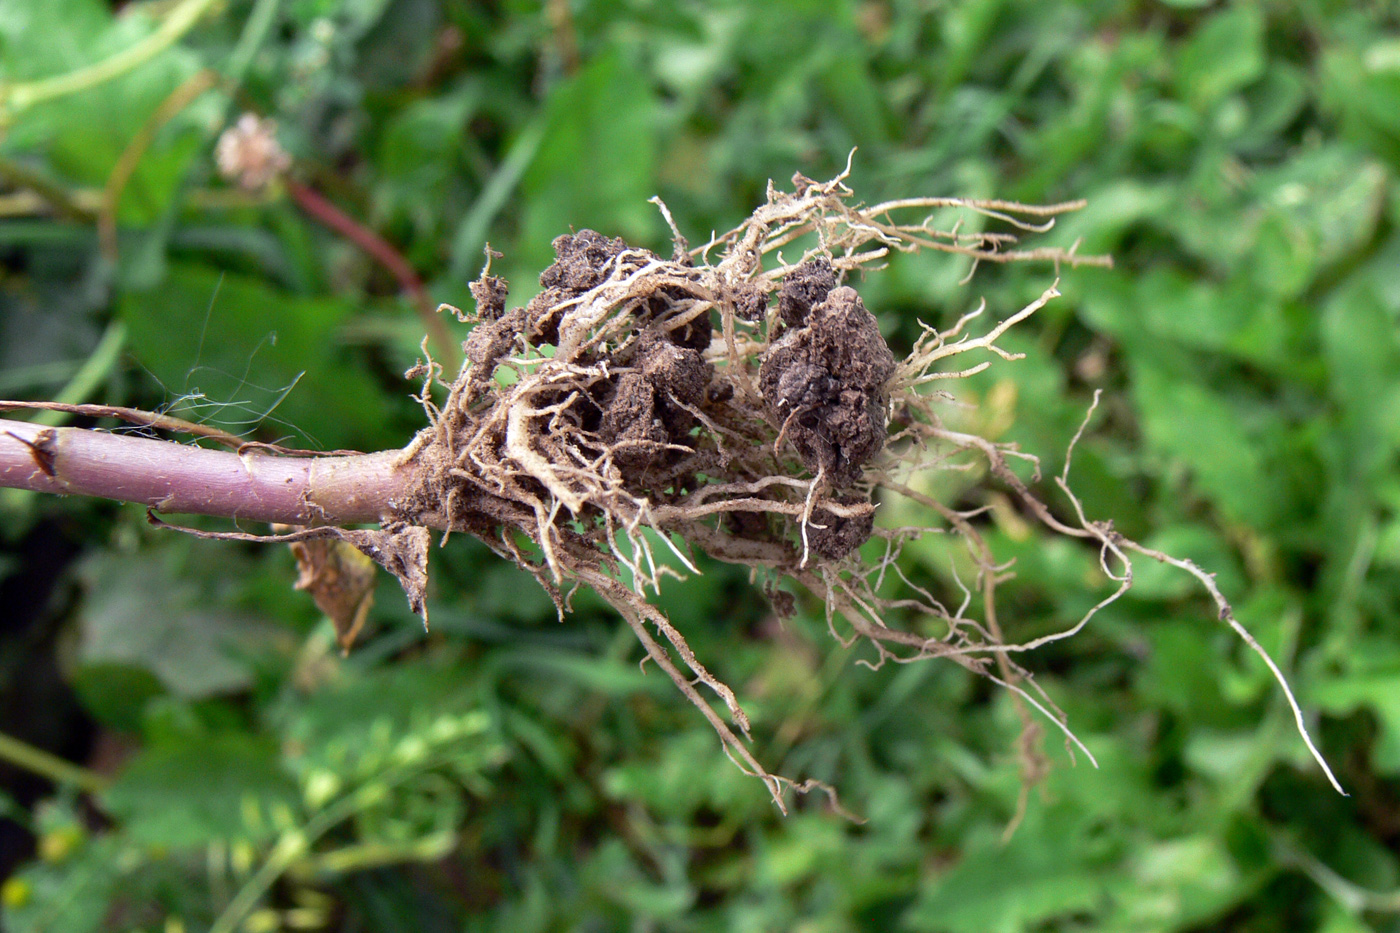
[37,824,84,863]
[1,876,30,908]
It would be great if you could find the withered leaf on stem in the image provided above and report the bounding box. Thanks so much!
[339,523,431,625]
[284,533,378,651]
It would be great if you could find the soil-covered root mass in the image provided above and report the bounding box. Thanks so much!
[373,168,1341,810]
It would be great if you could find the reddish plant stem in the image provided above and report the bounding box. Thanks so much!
[0,421,416,526]
[286,179,459,365]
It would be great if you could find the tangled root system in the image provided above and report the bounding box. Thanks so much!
[378,164,1340,812]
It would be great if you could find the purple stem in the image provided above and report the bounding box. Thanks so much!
[0,421,413,525]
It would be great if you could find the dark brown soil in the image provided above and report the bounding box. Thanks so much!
[468,272,508,321]
[804,498,875,561]
[732,282,770,322]
[542,230,642,292]
[600,372,670,471]
[759,283,896,487]
[598,330,714,473]
[462,306,525,387]
[637,333,708,406]
[777,256,836,328]
[524,230,658,345]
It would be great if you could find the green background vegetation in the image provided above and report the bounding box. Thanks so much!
[2,0,1399,930]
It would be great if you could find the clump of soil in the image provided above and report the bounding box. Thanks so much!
[524,230,649,344]
[598,372,667,471]
[598,331,709,474]
[461,307,522,390]
[602,333,710,469]
[468,270,508,320]
[776,255,836,327]
[804,497,876,561]
[760,279,895,488]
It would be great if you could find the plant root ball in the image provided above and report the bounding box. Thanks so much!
[759,284,896,487]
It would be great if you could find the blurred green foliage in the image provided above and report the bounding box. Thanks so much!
[1,0,1399,930]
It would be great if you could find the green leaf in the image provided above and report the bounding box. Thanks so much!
[73,540,279,699]
[1117,835,1244,929]
[69,663,166,732]
[517,50,661,275]
[1175,4,1265,111]
[101,732,300,847]
[2,837,126,933]
[1237,63,1308,152]
[268,661,497,793]
[580,838,694,918]
[119,261,393,450]
[1136,621,1230,720]
[1311,641,1400,773]
[0,0,112,102]
[1321,39,1400,166]
[1320,276,1400,489]
[905,822,1106,933]
[0,0,208,214]
[1256,147,1389,273]
[1129,350,1275,527]
[374,82,479,247]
